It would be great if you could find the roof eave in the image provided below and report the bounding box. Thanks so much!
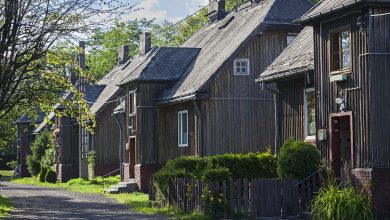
[256,66,313,83]
[156,93,209,106]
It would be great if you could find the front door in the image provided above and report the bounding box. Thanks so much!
[329,112,353,183]
[128,137,136,179]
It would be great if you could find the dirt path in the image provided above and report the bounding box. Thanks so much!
[0,180,165,220]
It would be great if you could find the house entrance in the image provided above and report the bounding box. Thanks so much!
[329,112,353,182]
[128,137,136,179]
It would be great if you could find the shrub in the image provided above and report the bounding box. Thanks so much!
[39,166,48,182]
[277,140,320,179]
[6,160,17,170]
[40,148,55,168]
[67,178,90,185]
[45,170,57,183]
[202,167,230,181]
[311,181,374,220]
[26,155,40,177]
[27,130,54,176]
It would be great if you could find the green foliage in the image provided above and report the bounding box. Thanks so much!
[152,151,277,208]
[277,140,321,179]
[225,0,246,11]
[202,187,225,219]
[202,167,230,182]
[45,170,57,183]
[5,160,17,170]
[0,196,14,218]
[27,130,54,177]
[26,156,41,177]
[87,151,96,168]
[311,181,374,220]
[39,166,48,182]
[40,148,55,168]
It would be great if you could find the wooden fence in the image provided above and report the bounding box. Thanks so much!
[296,169,324,211]
[151,178,301,218]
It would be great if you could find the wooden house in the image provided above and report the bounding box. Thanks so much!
[118,0,313,192]
[298,0,390,217]
[257,27,315,147]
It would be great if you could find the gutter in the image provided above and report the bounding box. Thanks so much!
[256,66,313,83]
[261,83,280,153]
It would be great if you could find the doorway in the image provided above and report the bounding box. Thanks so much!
[128,137,136,179]
[329,112,353,183]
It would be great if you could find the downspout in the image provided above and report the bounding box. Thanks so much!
[113,113,123,180]
[192,100,203,157]
[262,83,280,153]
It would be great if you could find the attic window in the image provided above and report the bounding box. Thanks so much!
[330,29,351,74]
[233,58,250,75]
[287,35,296,45]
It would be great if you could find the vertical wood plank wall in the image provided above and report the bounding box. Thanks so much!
[277,76,305,144]
[200,31,288,155]
[313,7,390,168]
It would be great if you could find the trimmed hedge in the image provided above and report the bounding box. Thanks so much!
[152,150,277,206]
[277,140,321,179]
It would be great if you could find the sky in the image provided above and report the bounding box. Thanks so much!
[123,0,208,23]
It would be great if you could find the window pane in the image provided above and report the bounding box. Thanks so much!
[306,90,316,137]
[332,53,340,71]
[178,113,182,144]
[182,113,187,144]
[341,31,350,69]
[287,35,296,45]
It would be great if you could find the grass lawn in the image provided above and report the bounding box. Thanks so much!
[0,170,14,178]
[0,196,14,218]
[9,176,208,219]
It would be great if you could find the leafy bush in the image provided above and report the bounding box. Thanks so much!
[40,148,55,168]
[39,166,47,182]
[277,140,320,179]
[27,130,54,176]
[45,170,57,183]
[202,167,230,181]
[203,187,225,219]
[26,155,40,177]
[67,178,90,186]
[6,160,17,170]
[311,181,374,220]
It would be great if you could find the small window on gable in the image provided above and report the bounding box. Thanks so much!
[287,35,296,45]
[178,110,188,147]
[233,58,250,75]
[330,29,351,73]
[128,90,136,115]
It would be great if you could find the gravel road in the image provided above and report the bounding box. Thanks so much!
[0,180,165,220]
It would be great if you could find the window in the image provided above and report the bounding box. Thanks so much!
[233,58,250,75]
[304,88,316,140]
[330,29,351,73]
[178,110,188,147]
[287,35,296,45]
[128,91,136,115]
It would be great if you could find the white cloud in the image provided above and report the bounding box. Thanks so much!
[123,0,167,22]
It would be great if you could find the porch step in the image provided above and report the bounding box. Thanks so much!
[104,180,138,194]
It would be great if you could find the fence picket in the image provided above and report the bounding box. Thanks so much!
[223,180,227,219]
[243,178,248,215]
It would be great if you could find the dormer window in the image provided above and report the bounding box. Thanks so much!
[234,58,250,75]
[330,29,351,74]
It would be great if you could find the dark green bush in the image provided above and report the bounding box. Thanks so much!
[277,140,320,179]
[27,130,54,177]
[26,155,40,177]
[202,167,230,181]
[311,180,374,220]
[39,166,48,182]
[45,170,57,183]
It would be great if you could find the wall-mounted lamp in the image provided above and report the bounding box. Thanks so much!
[336,97,346,112]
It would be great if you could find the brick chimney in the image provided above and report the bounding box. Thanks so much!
[208,0,226,22]
[117,45,129,65]
[139,32,151,55]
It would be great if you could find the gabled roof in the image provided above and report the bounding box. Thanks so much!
[157,0,314,103]
[118,47,200,85]
[298,0,390,24]
[15,112,45,124]
[90,63,128,115]
[258,26,314,82]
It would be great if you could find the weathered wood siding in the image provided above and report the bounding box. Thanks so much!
[57,117,79,165]
[277,76,305,144]
[93,101,121,167]
[200,31,288,155]
[313,7,390,168]
[126,82,169,164]
[157,102,196,163]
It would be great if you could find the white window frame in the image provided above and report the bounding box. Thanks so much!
[233,58,250,75]
[304,88,316,140]
[128,90,136,116]
[178,110,188,147]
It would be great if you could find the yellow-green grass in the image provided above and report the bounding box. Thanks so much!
[0,196,13,218]
[109,193,208,220]
[0,170,14,178]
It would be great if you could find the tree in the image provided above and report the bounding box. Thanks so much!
[0,0,137,131]
[26,129,54,176]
